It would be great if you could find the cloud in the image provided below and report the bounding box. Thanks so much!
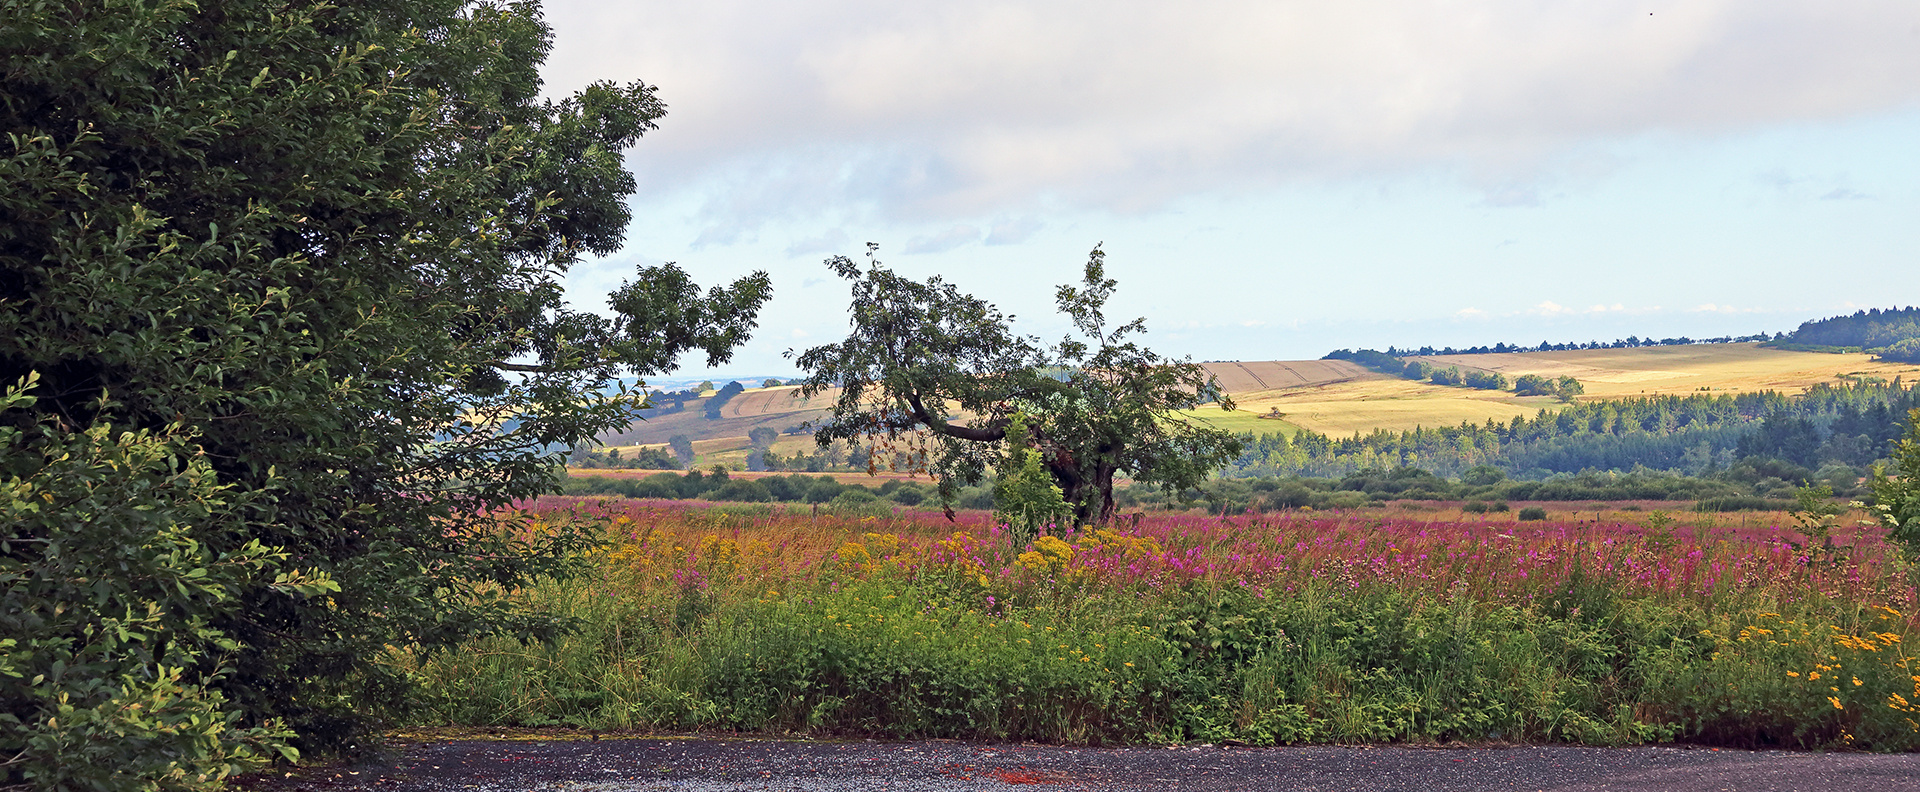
[1455,307,1490,319]
[785,228,851,257]
[985,216,1046,245]
[1820,187,1872,201]
[902,224,981,254]
[1481,186,1543,208]
[1689,303,1761,313]
[544,0,1920,229]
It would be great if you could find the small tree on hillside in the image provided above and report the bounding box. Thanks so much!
[668,434,696,465]
[794,244,1242,524]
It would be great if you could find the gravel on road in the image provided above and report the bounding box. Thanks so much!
[244,735,1920,792]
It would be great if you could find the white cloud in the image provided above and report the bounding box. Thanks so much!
[784,228,850,257]
[985,216,1047,246]
[902,224,981,254]
[1821,188,1873,201]
[1455,307,1489,319]
[544,0,1920,229]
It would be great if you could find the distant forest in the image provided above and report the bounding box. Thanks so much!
[1228,379,1920,481]
[1350,332,1780,358]
[1767,306,1920,362]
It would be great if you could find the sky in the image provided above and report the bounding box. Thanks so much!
[536,0,1920,384]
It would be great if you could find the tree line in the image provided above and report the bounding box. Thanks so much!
[1766,306,1920,363]
[1361,332,1780,358]
[1228,379,1920,480]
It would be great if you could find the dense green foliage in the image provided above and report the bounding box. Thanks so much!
[1229,380,1919,480]
[562,470,955,509]
[1,0,768,776]
[1867,409,1920,559]
[794,245,1242,523]
[0,376,334,789]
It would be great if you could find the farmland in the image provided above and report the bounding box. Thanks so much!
[405,497,1920,749]
[1188,343,1920,438]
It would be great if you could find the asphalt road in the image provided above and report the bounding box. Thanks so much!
[250,736,1920,792]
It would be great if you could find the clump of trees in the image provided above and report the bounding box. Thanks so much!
[794,244,1242,524]
[569,445,680,470]
[1513,374,1585,401]
[704,381,747,419]
[3,0,768,783]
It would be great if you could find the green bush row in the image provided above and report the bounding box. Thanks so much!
[407,579,1920,750]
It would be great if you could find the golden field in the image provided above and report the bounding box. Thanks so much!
[1186,343,1920,437]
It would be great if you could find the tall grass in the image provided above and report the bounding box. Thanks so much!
[401,498,1920,749]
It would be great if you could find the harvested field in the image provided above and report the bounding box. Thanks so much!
[1198,359,1370,393]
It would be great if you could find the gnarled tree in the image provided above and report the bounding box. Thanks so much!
[794,244,1241,525]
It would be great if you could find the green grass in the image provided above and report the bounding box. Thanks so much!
[1177,408,1303,437]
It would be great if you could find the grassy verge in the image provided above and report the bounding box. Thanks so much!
[399,500,1920,750]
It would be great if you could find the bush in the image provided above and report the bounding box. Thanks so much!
[828,489,893,517]
[708,479,773,503]
[1,379,318,788]
[805,479,846,504]
[1518,506,1549,521]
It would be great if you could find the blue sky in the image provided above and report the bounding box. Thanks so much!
[539,1,1920,383]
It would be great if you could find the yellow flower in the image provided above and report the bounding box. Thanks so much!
[1828,697,1843,710]
[1787,671,1801,678]
[1854,677,1864,687]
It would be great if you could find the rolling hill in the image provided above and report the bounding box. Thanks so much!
[597,343,1920,468]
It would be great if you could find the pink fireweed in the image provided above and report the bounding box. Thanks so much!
[519,496,1918,622]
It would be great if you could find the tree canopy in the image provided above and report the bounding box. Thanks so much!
[794,244,1241,525]
[2,0,767,781]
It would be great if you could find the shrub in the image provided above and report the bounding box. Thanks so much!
[1518,506,1549,521]
[805,479,846,504]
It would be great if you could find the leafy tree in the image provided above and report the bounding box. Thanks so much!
[1555,376,1586,402]
[669,434,697,465]
[704,380,746,419]
[762,378,784,387]
[1513,374,1554,397]
[795,244,1242,524]
[2,0,768,767]
[748,426,780,448]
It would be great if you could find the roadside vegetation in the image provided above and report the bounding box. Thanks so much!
[403,493,1920,750]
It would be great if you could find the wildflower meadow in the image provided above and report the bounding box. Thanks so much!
[402,496,1920,750]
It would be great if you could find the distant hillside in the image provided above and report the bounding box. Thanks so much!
[1769,306,1920,362]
